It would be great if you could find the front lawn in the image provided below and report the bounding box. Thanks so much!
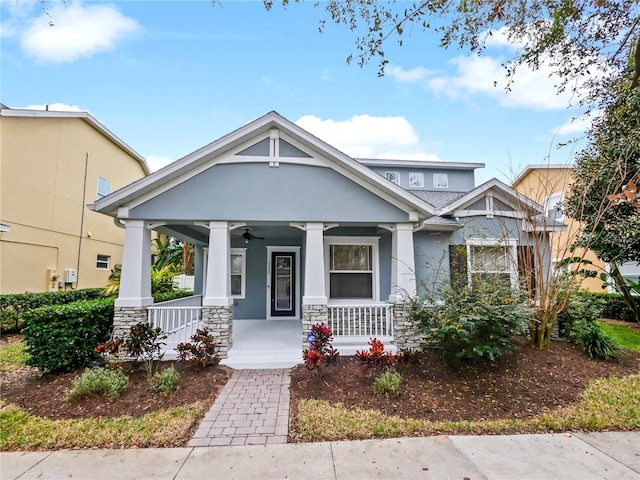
[599,321,640,352]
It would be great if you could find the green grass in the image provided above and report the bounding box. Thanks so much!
[0,340,29,373]
[0,401,207,451]
[598,322,640,352]
[291,373,640,442]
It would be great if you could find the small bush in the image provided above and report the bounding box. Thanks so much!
[67,367,129,401]
[582,292,640,323]
[372,368,402,396]
[303,323,339,373]
[23,298,114,372]
[579,324,621,360]
[558,289,604,341]
[148,365,180,394]
[356,338,394,373]
[175,327,219,370]
[411,280,529,368]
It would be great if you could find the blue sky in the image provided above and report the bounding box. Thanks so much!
[1,0,590,183]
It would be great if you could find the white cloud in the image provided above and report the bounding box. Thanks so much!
[146,156,175,172]
[386,65,432,83]
[295,114,441,161]
[427,55,580,111]
[552,110,600,136]
[20,2,141,63]
[17,102,85,112]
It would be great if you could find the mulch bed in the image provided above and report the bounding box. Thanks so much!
[289,339,640,423]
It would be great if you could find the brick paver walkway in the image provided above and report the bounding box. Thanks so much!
[188,369,291,447]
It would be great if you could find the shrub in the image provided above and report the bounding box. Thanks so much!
[394,348,421,369]
[175,327,219,370]
[152,290,195,303]
[96,322,166,377]
[558,289,604,341]
[303,323,339,372]
[0,289,102,333]
[22,298,114,372]
[148,365,180,394]
[579,323,621,360]
[356,338,394,372]
[67,367,129,401]
[372,367,402,396]
[410,280,530,368]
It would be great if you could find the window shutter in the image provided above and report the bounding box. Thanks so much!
[517,245,536,297]
[449,244,468,291]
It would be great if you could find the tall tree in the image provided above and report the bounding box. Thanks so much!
[270,0,639,106]
[566,83,640,322]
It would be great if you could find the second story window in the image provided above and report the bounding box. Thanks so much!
[409,172,424,188]
[433,173,449,189]
[384,171,400,185]
[97,177,111,200]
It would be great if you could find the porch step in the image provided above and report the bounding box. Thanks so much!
[221,349,303,370]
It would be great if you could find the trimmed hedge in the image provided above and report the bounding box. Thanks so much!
[22,299,115,372]
[152,290,195,303]
[582,292,640,323]
[0,289,103,333]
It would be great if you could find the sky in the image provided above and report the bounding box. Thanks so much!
[1,0,592,184]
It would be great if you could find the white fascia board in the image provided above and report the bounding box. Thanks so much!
[439,178,542,216]
[357,158,485,170]
[0,108,150,175]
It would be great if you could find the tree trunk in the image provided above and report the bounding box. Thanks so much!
[529,309,557,349]
[609,265,640,323]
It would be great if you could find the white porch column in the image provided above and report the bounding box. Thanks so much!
[302,222,327,305]
[389,222,416,302]
[115,220,153,307]
[203,221,232,306]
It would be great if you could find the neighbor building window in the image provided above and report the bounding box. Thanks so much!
[96,177,111,200]
[544,192,565,222]
[384,171,400,185]
[467,239,517,289]
[325,237,379,301]
[433,173,449,189]
[409,172,424,188]
[96,254,110,270]
[230,248,246,298]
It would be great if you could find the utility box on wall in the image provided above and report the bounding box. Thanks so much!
[46,268,59,292]
[64,269,78,284]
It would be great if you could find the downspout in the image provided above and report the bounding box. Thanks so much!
[74,152,90,289]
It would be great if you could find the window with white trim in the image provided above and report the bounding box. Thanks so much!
[325,237,379,301]
[230,248,246,298]
[96,177,111,200]
[544,192,565,221]
[96,254,110,270]
[384,171,400,185]
[467,239,517,288]
[433,173,449,188]
[409,172,424,188]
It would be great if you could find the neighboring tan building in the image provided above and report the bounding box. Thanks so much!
[0,106,150,294]
[513,164,639,292]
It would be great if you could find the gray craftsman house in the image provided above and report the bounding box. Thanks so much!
[91,111,552,368]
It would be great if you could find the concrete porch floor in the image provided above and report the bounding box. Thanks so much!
[221,319,303,369]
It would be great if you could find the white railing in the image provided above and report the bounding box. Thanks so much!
[327,303,394,340]
[147,295,203,351]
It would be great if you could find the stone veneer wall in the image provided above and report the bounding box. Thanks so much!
[392,302,423,350]
[112,306,148,339]
[301,304,328,349]
[202,305,233,359]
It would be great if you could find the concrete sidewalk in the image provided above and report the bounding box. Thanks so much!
[3,431,639,480]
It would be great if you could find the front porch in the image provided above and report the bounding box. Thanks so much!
[147,297,398,368]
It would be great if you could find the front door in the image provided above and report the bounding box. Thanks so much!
[270,251,296,318]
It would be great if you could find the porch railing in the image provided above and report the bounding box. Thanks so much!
[327,303,394,340]
[147,295,203,350]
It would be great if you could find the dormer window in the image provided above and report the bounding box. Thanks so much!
[433,173,449,189]
[409,172,424,188]
[384,171,400,185]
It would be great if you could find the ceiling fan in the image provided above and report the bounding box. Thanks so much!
[240,228,264,243]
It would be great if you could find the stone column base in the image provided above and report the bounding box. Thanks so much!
[302,304,328,349]
[392,302,423,351]
[202,305,233,359]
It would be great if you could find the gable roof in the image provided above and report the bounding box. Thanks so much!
[511,164,573,189]
[0,106,150,175]
[91,111,437,219]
